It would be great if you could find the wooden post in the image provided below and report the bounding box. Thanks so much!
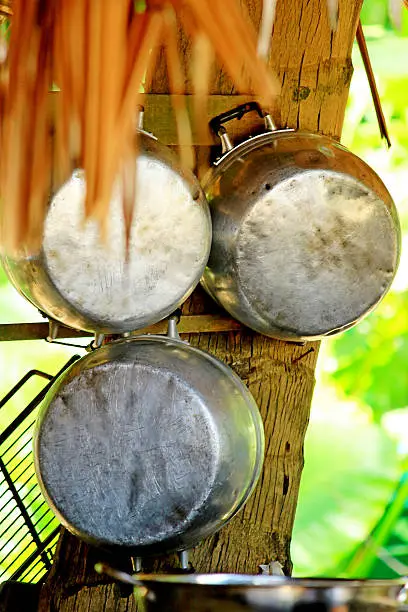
[38,0,363,609]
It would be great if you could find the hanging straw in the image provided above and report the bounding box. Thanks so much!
[0,0,280,254]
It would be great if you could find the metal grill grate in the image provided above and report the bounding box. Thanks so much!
[0,355,80,583]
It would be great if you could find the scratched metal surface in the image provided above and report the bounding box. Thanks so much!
[202,131,400,341]
[3,132,211,334]
[34,336,264,554]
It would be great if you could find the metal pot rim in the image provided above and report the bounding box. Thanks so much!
[203,129,343,186]
[131,573,407,589]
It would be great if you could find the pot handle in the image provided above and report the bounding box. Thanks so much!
[95,563,142,587]
[209,101,277,153]
[95,563,152,611]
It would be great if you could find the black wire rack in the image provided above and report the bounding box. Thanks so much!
[0,355,80,584]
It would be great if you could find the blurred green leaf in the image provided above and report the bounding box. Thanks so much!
[327,291,408,422]
[343,471,408,577]
[294,12,408,574]
[292,388,399,576]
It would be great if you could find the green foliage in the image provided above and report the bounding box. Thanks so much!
[0,18,10,40]
[360,0,408,35]
[293,1,408,578]
[291,386,399,576]
[327,290,408,422]
[343,470,408,577]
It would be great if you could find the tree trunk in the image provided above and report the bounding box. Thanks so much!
[38,0,362,609]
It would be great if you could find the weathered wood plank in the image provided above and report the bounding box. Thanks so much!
[0,315,243,342]
[0,323,91,342]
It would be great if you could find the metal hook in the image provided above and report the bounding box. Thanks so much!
[137,105,145,131]
[219,127,234,154]
[264,113,277,132]
[46,320,59,343]
[91,333,105,350]
[178,550,189,570]
[167,317,181,341]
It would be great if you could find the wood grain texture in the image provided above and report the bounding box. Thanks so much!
[171,287,319,578]
[149,0,361,137]
[180,320,320,576]
[38,0,362,609]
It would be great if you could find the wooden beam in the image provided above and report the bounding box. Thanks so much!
[0,323,91,342]
[0,315,243,342]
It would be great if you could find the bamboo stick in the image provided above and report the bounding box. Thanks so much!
[84,0,102,217]
[257,0,277,59]
[125,10,149,92]
[356,20,391,148]
[120,10,163,136]
[183,0,251,95]
[28,28,52,250]
[3,0,38,251]
[65,0,84,163]
[191,32,213,178]
[93,3,127,236]
[52,6,70,187]
[214,0,279,105]
[163,4,194,170]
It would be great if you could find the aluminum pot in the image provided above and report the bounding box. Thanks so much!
[33,319,264,556]
[3,118,211,336]
[97,568,408,612]
[202,102,400,341]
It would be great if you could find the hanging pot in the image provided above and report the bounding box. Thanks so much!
[201,102,400,341]
[97,564,407,612]
[96,568,408,612]
[2,113,211,336]
[33,318,264,556]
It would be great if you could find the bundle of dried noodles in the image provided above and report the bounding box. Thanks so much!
[0,0,279,254]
